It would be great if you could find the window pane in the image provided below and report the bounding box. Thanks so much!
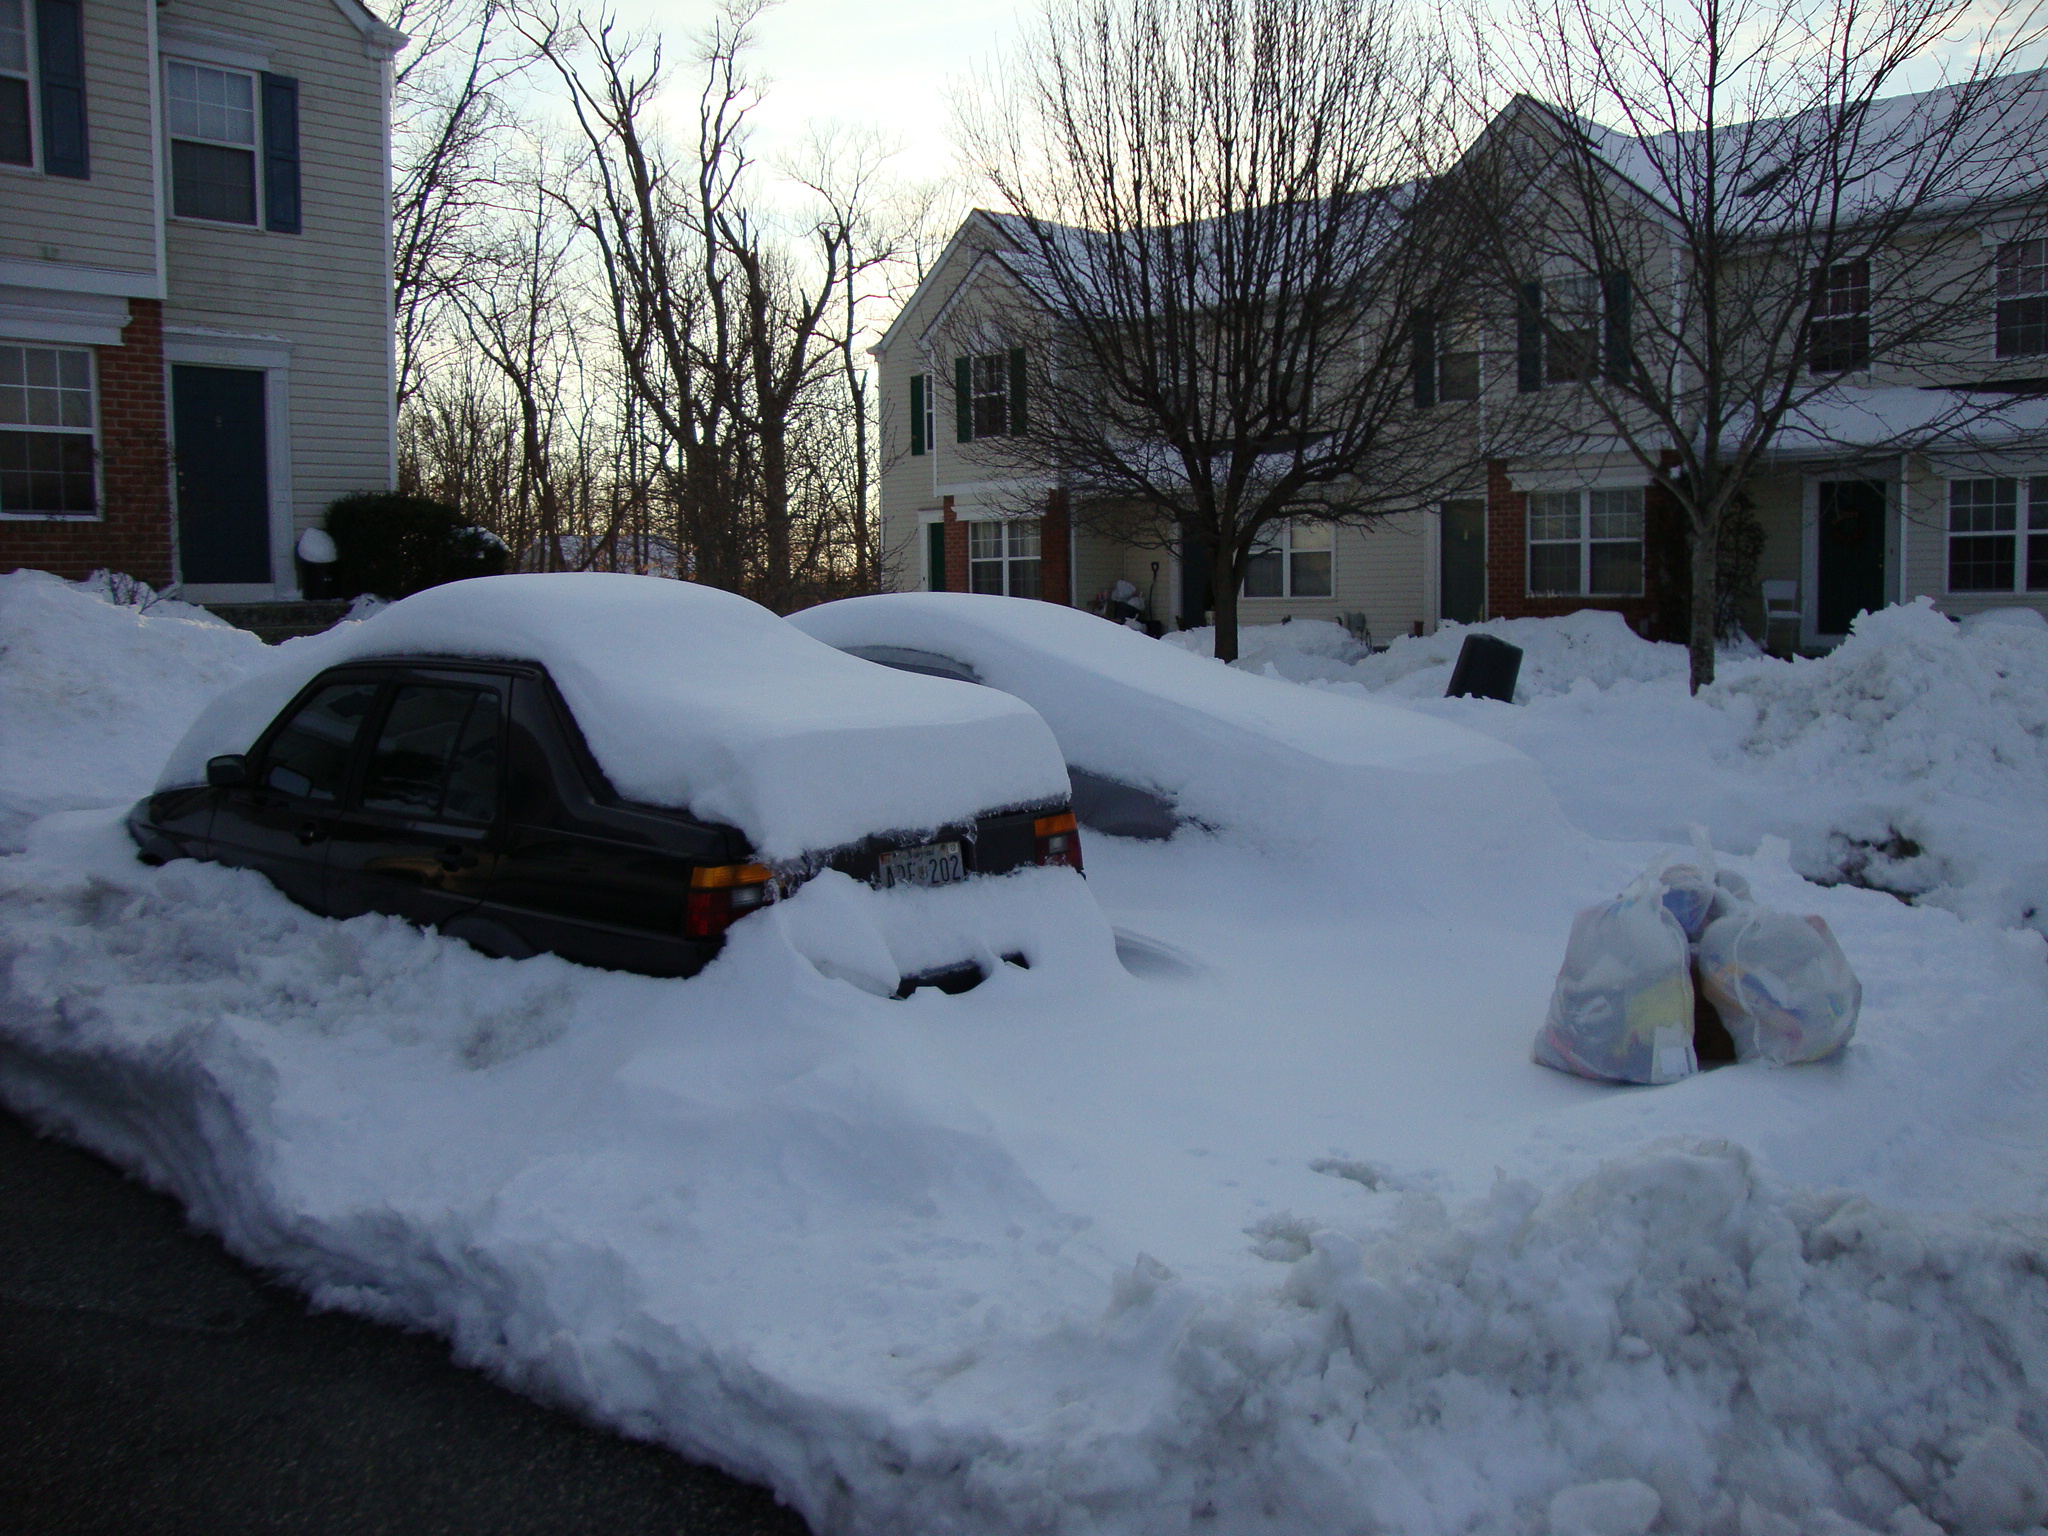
[1588,540,1644,596]
[1289,520,1333,551]
[1007,558,1042,600]
[1291,549,1333,596]
[1808,315,1870,373]
[1243,549,1283,597]
[1529,542,1580,595]
[971,353,1008,438]
[1998,239,2048,299]
[362,686,483,818]
[0,430,95,514]
[1996,296,2048,358]
[0,345,91,432]
[1949,479,2016,533]
[1950,534,2016,592]
[167,61,255,146]
[1440,350,1479,401]
[967,521,1002,560]
[260,683,381,802]
[2030,534,2048,592]
[0,0,26,75]
[969,560,1006,595]
[1587,488,1643,539]
[172,139,258,224]
[0,76,27,167]
[1529,492,1580,543]
[1005,520,1041,560]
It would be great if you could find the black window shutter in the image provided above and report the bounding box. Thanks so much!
[1411,311,1437,408]
[35,0,87,179]
[909,372,925,456]
[1516,283,1543,393]
[955,356,973,443]
[262,74,301,233]
[1008,346,1027,435]
[1602,271,1632,383]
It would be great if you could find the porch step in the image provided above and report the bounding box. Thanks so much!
[202,600,353,645]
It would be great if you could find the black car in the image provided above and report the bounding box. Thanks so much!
[127,655,1084,985]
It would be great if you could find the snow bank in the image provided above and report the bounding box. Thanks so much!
[790,594,1589,905]
[0,570,266,847]
[1168,609,1693,700]
[160,574,1071,861]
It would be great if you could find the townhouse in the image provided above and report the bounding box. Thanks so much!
[1,0,401,601]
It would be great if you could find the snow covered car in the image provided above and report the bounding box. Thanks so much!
[126,575,1085,985]
[788,592,1557,871]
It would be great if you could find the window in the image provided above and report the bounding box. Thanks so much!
[1948,477,2048,593]
[1996,240,2048,358]
[167,60,258,224]
[361,685,502,823]
[258,681,381,801]
[971,353,1010,438]
[1809,260,1871,373]
[1527,487,1644,597]
[1439,320,1479,402]
[1243,518,1334,598]
[1545,276,1601,385]
[968,519,1041,598]
[0,0,30,166]
[0,343,95,516]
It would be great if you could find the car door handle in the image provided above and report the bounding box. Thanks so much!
[296,822,326,846]
[436,845,481,870]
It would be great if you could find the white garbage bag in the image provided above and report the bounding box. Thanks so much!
[1534,880,1698,1085]
[1695,908,1859,1065]
[1651,862,1718,941]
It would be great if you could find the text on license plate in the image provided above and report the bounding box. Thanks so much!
[875,840,965,890]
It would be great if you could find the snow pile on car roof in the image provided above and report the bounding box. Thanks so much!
[0,570,267,847]
[157,574,1070,860]
[790,593,1585,891]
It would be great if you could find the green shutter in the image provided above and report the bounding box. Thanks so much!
[909,372,925,456]
[955,356,973,443]
[1602,271,1632,383]
[1009,347,1027,435]
[261,74,301,234]
[1411,311,1437,408]
[1516,283,1543,393]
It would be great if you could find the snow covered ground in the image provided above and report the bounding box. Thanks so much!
[3,568,2048,1536]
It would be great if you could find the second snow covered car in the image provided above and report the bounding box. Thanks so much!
[127,574,1086,986]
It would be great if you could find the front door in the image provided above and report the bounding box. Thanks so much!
[172,365,271,586]
[1439,499,1485,624]
[1815,480,1888,638]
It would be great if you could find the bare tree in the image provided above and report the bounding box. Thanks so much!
[955,0,1473,660]
[1463,0,2048,690]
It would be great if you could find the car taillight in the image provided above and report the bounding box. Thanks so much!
[685,862,773,939]
[1033,811,1084,873]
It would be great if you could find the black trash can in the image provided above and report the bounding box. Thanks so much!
[1445,633,1523,702]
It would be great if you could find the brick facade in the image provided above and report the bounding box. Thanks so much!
[938,491,1073,604]
[1481,456,1684,640]
[0,298,172,586]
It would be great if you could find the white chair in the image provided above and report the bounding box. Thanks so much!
[1761,579,1802,649]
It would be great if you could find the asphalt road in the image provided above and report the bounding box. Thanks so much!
[0,1105,815,1536]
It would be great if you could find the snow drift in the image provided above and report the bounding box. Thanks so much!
[156,574,1072,861]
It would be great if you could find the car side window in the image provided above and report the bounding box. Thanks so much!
[360,685,501,824]
[259,681,382,801]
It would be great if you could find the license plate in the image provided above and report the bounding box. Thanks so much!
[875,840,965,890]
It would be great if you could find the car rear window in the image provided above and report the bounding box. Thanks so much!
[361,685,502,824]
[260,681,381,801]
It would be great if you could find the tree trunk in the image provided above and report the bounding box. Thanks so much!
[1688,512,1719,694]
[1210,542,1241,663]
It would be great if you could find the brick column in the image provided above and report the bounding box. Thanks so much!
[1040,488,1070,604]
[942,495,969,592]
[0,297,172,585]
[1483,458,1524,621]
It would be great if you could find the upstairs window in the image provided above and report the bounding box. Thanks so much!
[954,349,1026,442]
[971,353,1010,437]
[1243,518,1333,598]
[0,0,29,166]
[1948,477,2048,593]
[967,518,1041,598]
[167,61,258,224]
[1544,276,1602,385]
[1528,487,1643,597]
[0,343,95,517]
[1996,239,2048,358]
[1808,260,1871,373]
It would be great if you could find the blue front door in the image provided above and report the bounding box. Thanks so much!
[173,365,270,584]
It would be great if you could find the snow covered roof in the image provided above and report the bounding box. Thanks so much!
[156,574,1071,861]
[1749,385,2048,459]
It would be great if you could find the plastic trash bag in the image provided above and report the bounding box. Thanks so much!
[1534,880,1698,1085]
[1695,908,1860,1065]
[1652,862,1718,941]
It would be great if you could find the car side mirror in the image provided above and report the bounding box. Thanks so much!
[206,754,250,788]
